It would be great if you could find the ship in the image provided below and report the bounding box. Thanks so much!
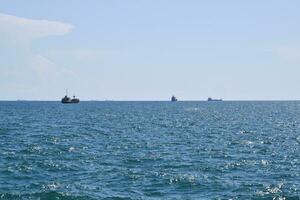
[61,90,80,104]
[171,96,178,102]
[207,97,223,101]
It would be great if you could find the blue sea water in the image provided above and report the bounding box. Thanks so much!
[0,101,300,200]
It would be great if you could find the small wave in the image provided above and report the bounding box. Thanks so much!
[169,173,198,186]
[184,107,200,112]
[255,183,290,199]
[68,147,75,152]
[0,191,95,200]
[225,159,257,170]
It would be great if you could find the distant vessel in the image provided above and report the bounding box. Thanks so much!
[16,99,28,102]
[61,90,80,104]
[171,96,178,102]
[207,97,223,101]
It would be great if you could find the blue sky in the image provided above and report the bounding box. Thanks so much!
[1,0,300,100]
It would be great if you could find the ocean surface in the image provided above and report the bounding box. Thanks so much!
[0,101,300,200]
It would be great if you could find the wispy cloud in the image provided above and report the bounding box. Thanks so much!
[0,13,73,41]
[0,13,74,99]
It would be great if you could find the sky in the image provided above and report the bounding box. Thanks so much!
[1,0,300,100]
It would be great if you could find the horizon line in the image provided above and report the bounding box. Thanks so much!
[1,99,300,102]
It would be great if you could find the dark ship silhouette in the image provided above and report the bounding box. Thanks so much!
[207,97,223,101]
[171,96,178,102]
[61,90,79,104]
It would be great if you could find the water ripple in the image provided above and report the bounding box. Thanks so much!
[0,101,300,199]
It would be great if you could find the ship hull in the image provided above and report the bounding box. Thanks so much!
[61,98,80,104]
[61,101,79,104]
[61,93,80,104]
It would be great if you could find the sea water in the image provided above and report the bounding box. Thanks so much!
[0,101,299,199]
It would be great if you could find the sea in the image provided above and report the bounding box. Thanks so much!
[0,101,299,200]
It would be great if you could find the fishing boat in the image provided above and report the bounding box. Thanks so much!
[61,90,80,104]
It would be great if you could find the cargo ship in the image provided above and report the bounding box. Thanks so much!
[171,96,178,102]
[207,97,223,101]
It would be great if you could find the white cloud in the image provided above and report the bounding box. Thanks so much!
[0,13,75,99]
[0,13,73,41]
